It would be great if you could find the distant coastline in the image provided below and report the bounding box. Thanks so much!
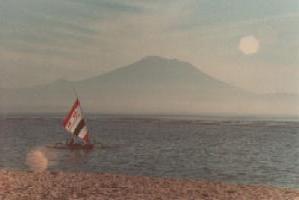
[1,112,299,122]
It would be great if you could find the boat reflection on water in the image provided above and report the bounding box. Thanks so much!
[66,148,94,164]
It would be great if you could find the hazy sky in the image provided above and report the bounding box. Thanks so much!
[0,0,298,93]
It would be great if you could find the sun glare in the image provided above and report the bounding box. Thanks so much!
[239,35,260,55]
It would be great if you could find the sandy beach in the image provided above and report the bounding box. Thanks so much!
[0,170,298,200]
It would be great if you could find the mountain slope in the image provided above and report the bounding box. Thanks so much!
[74,56,248,98]
[1,56,297,115]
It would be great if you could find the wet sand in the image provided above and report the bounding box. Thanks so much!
[0,170,298,200]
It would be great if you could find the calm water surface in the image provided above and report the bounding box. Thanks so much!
[0,114,298,188]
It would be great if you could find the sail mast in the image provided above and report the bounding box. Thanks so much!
[72,87,87,121]
[72,86,79,100]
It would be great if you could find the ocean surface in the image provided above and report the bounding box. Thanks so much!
[0,114,298,188]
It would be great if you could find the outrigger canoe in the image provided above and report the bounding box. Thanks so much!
[49,97,96,150]
[47,143,94,150]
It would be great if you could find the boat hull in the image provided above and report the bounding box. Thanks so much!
[47,143,94,150]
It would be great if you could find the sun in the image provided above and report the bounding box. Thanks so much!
[239,35,260,55]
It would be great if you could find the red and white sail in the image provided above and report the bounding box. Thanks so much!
[63,98,90,144]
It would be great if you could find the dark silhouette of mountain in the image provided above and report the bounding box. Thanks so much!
[1,56,297,115]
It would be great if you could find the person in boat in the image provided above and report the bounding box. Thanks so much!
[69,137,75,145]
[67,135,90,146]
[67,136,79,145]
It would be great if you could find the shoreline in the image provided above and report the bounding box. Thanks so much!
[1,170,298,199]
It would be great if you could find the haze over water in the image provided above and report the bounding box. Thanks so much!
[1,114,298,189]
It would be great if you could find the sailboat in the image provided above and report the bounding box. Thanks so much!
[48,98,94,150]
[63,98,94,149]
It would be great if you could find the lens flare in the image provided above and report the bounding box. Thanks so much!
[26,148,49,172]
[239,35,259,55]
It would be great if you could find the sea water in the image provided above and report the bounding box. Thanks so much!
[0,114,298,188]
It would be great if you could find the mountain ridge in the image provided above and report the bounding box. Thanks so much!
[0,56,297,115]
